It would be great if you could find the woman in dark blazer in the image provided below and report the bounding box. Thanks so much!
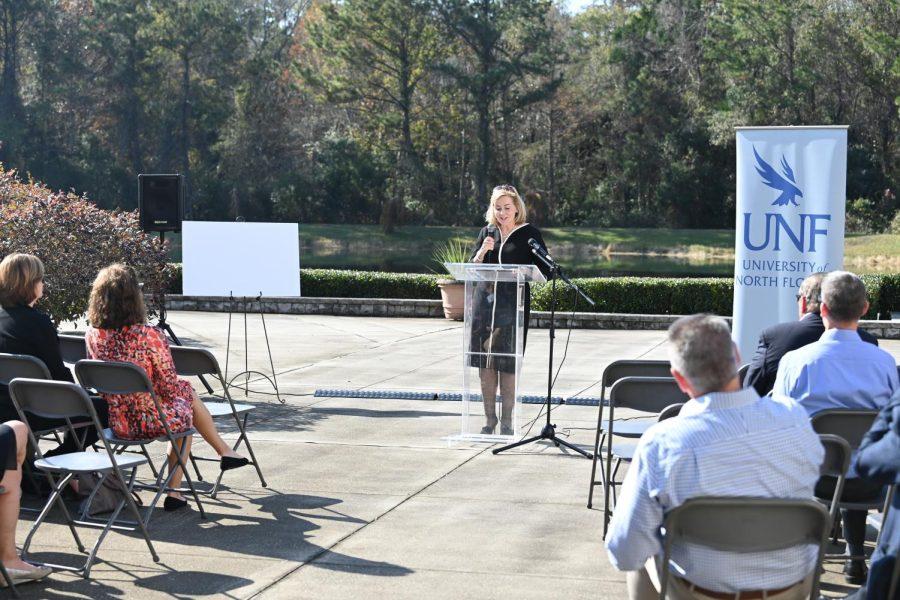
[469,185,551,435]
[0,253,108,455]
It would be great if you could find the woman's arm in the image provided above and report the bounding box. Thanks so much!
[146,327,189,400]
[34,313,74,383]
[470,227,487,262]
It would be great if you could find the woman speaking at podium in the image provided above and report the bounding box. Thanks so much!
[469,184,551,435]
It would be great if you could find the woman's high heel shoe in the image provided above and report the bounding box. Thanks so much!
[480,417,498,434]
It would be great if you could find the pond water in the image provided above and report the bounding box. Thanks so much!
[301,238,736,277]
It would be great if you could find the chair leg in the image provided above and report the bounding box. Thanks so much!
[117,468,159,563]
[173,438,206,519]
[212,413,266,498]
[603,438,614,539]
[0,562,18,598]
[188,451,204,482]
[587,400,604,509]
[23,473,85,562]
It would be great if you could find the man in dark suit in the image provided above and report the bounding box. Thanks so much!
[743,272,879,396]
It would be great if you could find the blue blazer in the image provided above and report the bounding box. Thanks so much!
[854,391,900,599]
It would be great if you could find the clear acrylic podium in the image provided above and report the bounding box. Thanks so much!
[444,263,546,442]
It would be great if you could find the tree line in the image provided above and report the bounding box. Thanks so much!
[0,0,897,231]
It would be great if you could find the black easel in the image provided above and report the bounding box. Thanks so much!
[156,231,214,395]
[493,251,595,458]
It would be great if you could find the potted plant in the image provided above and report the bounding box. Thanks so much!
[432,238,471,320]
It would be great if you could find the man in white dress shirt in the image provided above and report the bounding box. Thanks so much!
[606,314,824,599]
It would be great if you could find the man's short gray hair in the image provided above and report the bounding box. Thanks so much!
[667,314,737,395]
[798,272,825,314]
[821,271,868,323]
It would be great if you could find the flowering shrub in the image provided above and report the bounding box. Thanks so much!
[0,168,173,324]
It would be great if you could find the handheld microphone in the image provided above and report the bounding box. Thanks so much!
[487,225,500,243]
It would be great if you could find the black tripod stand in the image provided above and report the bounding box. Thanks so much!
[493,251,595,458]
[155,231,214,395]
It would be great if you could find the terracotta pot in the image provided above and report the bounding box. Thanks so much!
[437,279,465,320]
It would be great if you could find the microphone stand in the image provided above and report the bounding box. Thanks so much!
[493,248,595,458]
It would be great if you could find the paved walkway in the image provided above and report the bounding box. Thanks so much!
[18,313,900,598]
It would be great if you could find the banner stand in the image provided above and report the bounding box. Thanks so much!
[732,126,847,360]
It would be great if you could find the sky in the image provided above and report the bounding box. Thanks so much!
[564,0,596,14]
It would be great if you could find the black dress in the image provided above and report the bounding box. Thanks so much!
[468,223,551,373]
[0,304,109,454]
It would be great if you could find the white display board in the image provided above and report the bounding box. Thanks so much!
[732,126,847,360]
[182,221,301,297]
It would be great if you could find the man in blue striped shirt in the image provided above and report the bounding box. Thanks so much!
[606,314,824,599]
[775,270,899,584]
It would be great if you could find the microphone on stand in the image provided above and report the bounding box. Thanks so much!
[527,237,555,265]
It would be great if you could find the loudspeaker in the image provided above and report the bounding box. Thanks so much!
[138,174,183,232]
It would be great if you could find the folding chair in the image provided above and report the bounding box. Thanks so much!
[658,496,830,600]
[811,409,893,561]
[586,360,671,509]
[170,346,266,498]
[74,360,205,526]
[0,354,87,492]
[8,379,158,578]
[602,376,688,538]
[57,334,87,365]
[657,403,684,423]
[737,363,750,387]
[0,486,18,598]
[817,434,852,526]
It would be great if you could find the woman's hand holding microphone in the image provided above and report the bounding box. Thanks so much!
[475,227,498,262]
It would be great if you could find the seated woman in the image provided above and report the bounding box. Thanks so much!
[0,253,109,457]
[0,419,52,584]
[84,264,248,511]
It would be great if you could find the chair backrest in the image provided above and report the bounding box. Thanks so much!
[737,363,750,386]
[601,360,671,390]
[74,360,153,396]
[657,403,684,423]
[659,496,830,600]
[608,377,688,415]
[8,378,92,422]
[811,409,879,450]
[58,334,88,363]
[170,346,220,378]
[0,353,51,385]
[818,434,851,479]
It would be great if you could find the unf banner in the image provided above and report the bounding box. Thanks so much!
[732,126,848,362]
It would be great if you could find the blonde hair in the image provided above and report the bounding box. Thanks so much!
[0,253,45,308]
[87,263,147,329]
[484,184,527,227]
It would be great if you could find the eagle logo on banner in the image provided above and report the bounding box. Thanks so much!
[753,145,803,207]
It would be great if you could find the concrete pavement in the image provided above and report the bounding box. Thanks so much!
[18,312,899,598]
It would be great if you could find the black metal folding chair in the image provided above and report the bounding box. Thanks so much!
[74,360,205,526]
[602,376,688,538]
[8,378,158,578]
[737,363,750,387]
[817,434,852,526]
[658,496,830,600]
[57,334,87,365]
[170,346,266,498]
[586,360,671,509]
[811,409,892,561]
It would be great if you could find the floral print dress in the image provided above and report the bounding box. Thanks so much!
[85,324,194,440]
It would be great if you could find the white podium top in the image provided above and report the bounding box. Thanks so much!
[443,262,546,284]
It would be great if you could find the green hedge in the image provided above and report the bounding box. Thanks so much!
[531,276,735,315]
[300,269,441,299]
[167,264,899,319]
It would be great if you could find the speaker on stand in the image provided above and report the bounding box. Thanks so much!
[137,174,211,392]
